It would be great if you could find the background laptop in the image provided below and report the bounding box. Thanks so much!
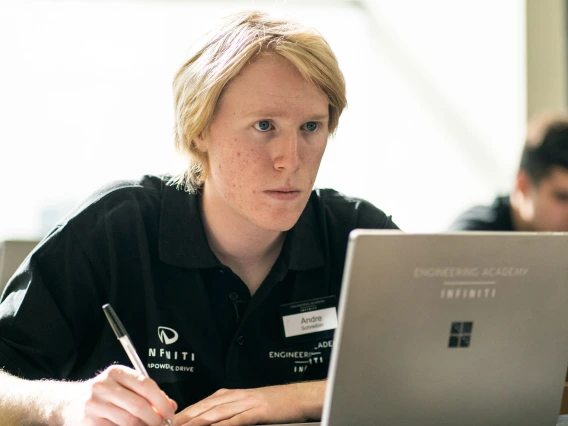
[319,230,568,426]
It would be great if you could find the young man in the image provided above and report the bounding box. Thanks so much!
[0,10,397,426]
[448,112,568,232]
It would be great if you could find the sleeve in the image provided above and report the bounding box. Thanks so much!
[446,206,494,231]
[352,198,400,231]
[447,217,490,231]
[0,223,107,380]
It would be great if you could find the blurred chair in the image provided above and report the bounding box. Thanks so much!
[0,240,39,295]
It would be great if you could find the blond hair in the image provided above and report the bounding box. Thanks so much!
[170,10,347,189]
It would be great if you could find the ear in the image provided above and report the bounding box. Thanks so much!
[194,130,209,153]
[515,170,533,199]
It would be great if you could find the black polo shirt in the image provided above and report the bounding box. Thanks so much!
[0,175,398,408]
[447,195,514,231]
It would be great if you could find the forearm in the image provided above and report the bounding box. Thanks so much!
[0,370,75,426]
[286,379,327,421]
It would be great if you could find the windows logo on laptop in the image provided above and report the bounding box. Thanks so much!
[449,321,473,348]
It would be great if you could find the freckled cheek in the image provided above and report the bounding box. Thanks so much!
[217,146,269,201]
[240,151,264,175]
[301,142,326,160]
[304,148,325,170]
[307,150,326,185]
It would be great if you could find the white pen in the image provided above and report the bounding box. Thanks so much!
[103,303,174,426]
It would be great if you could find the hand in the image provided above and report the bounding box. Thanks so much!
[60,364,177,426]
[173,381,325,426]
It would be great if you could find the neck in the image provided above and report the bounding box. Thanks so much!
[199,187,286,295]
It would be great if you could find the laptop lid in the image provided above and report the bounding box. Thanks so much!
[322,230,568,426]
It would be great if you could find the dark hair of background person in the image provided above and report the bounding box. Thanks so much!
[520,112,568,184]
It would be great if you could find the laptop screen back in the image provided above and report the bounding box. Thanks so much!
[323,231,568,426]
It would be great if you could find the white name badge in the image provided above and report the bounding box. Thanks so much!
[282,307,338,338]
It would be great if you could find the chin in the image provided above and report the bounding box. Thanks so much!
[257,213,302,232]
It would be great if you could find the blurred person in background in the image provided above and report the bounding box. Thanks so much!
[448,112,568,232]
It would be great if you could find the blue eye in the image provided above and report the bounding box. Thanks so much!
[254,120,272,132]
[302,122,318,132]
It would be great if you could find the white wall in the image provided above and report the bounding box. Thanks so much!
[526,0,567,117]
[317,0,526,231]
[0,0,526,239]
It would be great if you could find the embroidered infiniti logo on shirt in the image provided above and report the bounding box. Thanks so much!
[158,326,179,345]
[148,326,195,373]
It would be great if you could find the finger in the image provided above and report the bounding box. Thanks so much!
[180,389,247,420]
[163,390,178,412]
[113,386,167,425]
[185,401,256,426]
[94,420,117,426]
[86,420,116,426]
[211,410,257,426]
[90,379,163,426]
[106,366,177,421]
[84,395,146,426]
[169,397,178,411]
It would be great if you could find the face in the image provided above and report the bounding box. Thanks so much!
[522,167,568,231]
[196,55,329,233]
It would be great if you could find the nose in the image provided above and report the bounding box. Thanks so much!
[272,131,301,172]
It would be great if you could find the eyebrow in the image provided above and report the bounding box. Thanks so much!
[243,110,329,121]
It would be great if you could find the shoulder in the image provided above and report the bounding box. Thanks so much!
[308,188,398,230]
[57,174,175,228]
[68,175,167,216]
[30,175,181,276]
[448,196,513,231]
[39,175,173,253]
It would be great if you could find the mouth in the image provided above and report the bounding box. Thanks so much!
[263,188,302,201]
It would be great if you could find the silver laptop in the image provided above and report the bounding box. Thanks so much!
[316,230,568,426]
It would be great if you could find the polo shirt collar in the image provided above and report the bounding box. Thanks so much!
[159,184,324,271]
